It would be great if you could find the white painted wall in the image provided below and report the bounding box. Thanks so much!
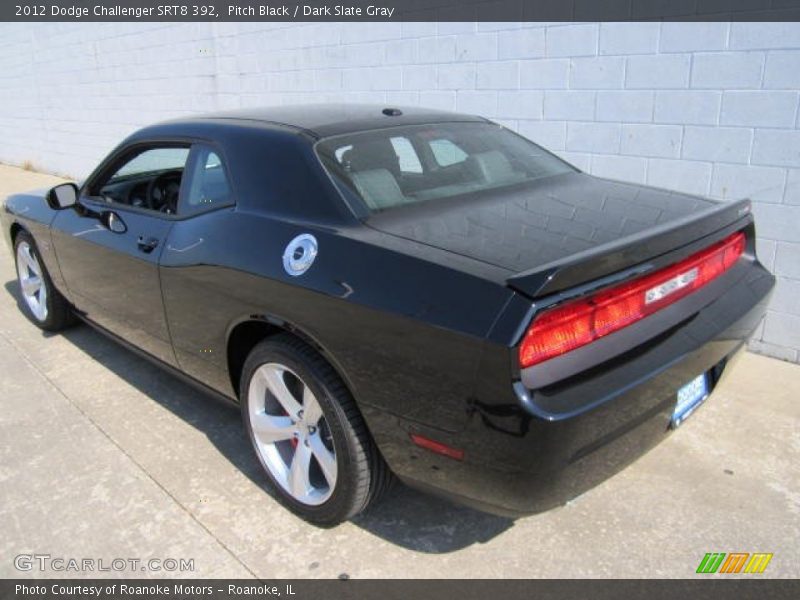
[1,21,799,361]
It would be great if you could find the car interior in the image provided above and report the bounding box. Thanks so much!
[99,169,184,213]
[94,146,231,215]
[320,124,573,212]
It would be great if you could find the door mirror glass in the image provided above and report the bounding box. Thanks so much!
[47,183,79,210]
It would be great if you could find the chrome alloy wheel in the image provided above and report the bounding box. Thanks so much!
[248,363,337,505]
[16,241,48,322]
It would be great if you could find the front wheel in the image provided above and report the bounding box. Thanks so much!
[240,334,391,525]
[14,231,75,331]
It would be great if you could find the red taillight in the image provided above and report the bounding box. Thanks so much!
[519,231,746,368]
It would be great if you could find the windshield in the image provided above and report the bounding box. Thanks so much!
[316,122,576,213]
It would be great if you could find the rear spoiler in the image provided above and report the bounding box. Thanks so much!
[507,198,753,299]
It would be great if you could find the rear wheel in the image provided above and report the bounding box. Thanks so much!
[14,231,74,331]
[240,334,391,525]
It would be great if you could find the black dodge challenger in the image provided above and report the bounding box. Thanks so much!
[2,105,774,525]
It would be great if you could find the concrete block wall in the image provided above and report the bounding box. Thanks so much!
[0,21,798,361]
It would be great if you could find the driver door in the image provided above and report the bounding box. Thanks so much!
[50,144,190,366]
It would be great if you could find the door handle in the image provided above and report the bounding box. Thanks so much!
[137,236,160,253]
[100,210,127,233]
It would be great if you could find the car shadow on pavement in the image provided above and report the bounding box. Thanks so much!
[5,282,513,553]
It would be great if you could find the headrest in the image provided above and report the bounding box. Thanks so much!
[343,139,400,174]
[350,168,406,210]
[467,150,516,184]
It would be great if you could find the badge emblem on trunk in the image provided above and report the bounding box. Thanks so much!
[283,234,318,276]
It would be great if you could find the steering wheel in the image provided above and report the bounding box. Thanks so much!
[146,171,181,214]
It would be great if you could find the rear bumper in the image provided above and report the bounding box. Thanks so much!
[385,258,774,517]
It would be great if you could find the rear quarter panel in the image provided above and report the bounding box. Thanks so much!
[159,209,513,433]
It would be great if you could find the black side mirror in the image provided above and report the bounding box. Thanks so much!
[46,183,79,210]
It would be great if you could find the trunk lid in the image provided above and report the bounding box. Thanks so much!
[366,172,750,298]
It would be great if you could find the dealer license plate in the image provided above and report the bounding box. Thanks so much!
[671,373,709,428]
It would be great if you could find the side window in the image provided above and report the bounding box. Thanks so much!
[390,137,423,174]
[429,139,468,167]
[181,145,233,217]
[96,146,190,213]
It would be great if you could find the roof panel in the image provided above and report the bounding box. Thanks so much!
[182,103,487,137]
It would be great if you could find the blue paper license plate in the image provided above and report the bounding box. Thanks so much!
[672,373,709,428]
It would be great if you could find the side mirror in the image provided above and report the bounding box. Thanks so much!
[46,183,79,210]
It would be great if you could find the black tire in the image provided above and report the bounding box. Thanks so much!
[240,333,392,525]
[13,230,75,332]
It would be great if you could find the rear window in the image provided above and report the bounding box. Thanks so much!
[315,122,575,213]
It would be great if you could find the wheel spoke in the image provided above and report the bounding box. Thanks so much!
[37,283,47,311]
[22,246,40,276]
[251,413,296,444]
[21,276,41,296]
[249,368,269,407]
[288,442,313,498]
[263,367,303,417]
[248,362,338,506]
[309,433,337,488]
[302,386,323,425]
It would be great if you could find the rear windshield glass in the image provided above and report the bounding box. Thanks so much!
[316,122,575,213]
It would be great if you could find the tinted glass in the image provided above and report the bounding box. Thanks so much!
[316,122,575,213]
[95,146,190,213]
[389,136,423,173]
[110,147,190,182]
[430,139,468,167]
[183,146,232,215]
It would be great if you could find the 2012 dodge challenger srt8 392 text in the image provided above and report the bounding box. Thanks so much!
[2,105,774,525]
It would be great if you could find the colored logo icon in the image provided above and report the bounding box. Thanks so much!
[696,552,773,574]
